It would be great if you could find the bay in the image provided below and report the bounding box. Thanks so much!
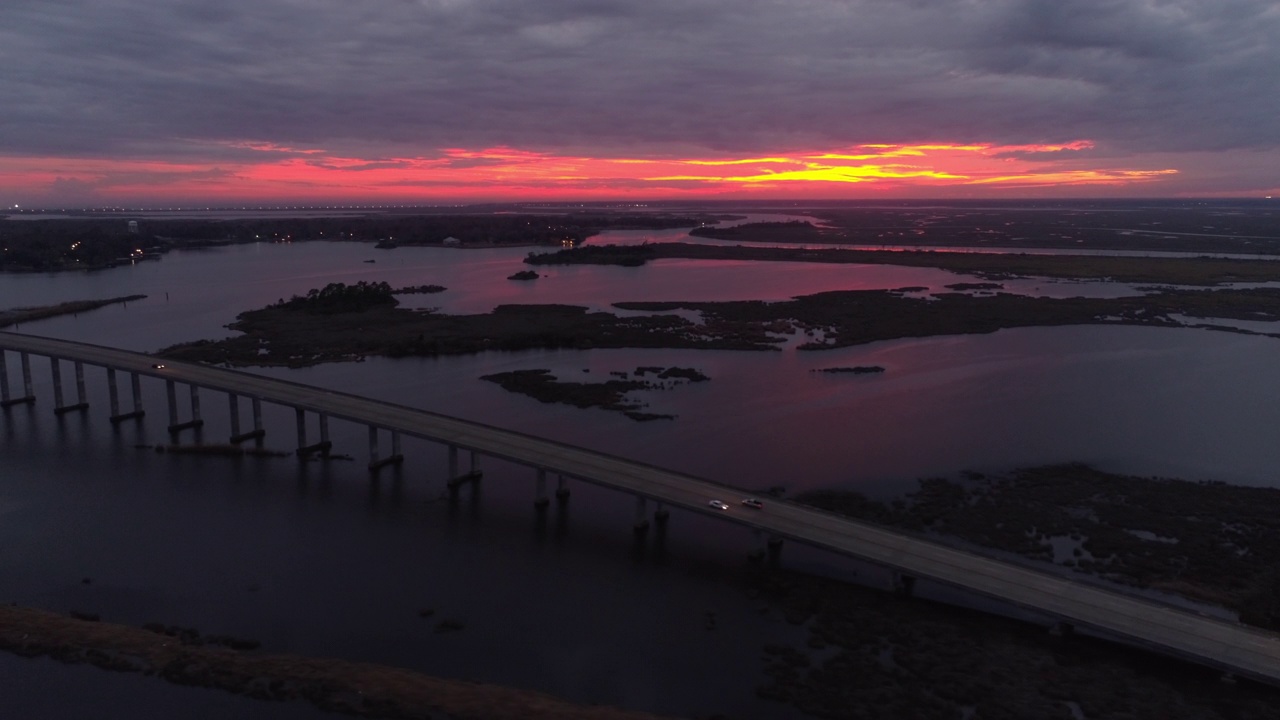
[2,223,1278,718]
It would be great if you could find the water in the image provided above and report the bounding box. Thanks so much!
[3,223,1280,717]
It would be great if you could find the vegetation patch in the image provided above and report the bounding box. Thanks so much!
[391,284,445,295]
[796,463,1280,629]
[749,567,1279,720]
[480,365,708,420]
[161,281,1280,368]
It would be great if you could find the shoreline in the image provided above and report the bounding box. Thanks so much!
[0,605,675,720]
[0,295,147,328]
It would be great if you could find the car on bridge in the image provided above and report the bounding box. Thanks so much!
[707,500,729,511]
[741,498,764,509]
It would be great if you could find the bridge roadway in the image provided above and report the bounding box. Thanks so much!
[3,331,1280,685]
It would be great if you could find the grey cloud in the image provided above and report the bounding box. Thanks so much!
[0,0,1277,164]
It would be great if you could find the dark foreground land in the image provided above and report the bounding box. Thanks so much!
[796,464,1280,630]
[0,605,674,720]
[6,464,1280,719]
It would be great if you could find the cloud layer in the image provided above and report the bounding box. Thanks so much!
[2,0,1278,201]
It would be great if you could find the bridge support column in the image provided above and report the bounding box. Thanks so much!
[633,495,650,534]
[534,468,549,509]
[165,380,201,434]
[228,394,241,439]
[251,398,263,437]
[891,571,916,598]
[654,501,669,525]
[22,353,34,400]
[107,368,120,416]
[555,474,570,502]
[131,373,143,414]
[109,370,143,422]
[749,529,767,563]
[50,357,63,407]
[51,358,88,415]
[767,535,784,560]
[230,394,269,442]
[295,408,331,457]
[365,426,401,471]
[74,361,87,406]
[0,352,35,407]
[166,379,178,427]
[188,384,201,425]
[446,445,482,489]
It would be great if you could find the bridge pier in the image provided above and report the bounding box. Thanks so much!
[295,408,332,457]
[1,352,35,407]
[534,468,550,509]
[367,426,402,471]
[446,444,482,489]
[654,501,669,525]
[51,358,89,415]
[748,529,767,563]
[165,379,203,434]
[892,571,917,598]
[227,394,266,442]
[21,353,34,400]
[767,535,784,560]
[106,368,144,422]
[633,495,650,534]
[555,474,570,502]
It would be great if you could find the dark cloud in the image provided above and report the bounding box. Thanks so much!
[1,0,1277,164]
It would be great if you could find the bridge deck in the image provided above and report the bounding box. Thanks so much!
[4,330,1280,685]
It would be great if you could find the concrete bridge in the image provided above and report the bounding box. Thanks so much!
[3,330,1280,686]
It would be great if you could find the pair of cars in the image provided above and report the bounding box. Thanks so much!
[708,497,764,511]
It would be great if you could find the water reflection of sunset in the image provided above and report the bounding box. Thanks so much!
[1,141,1178,204]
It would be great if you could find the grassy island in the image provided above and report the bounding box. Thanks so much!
[480,365,709,421]
[159,280,1280,368]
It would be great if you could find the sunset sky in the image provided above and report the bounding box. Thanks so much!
[2,0,1278,206]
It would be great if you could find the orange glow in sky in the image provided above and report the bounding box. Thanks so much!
[0,141,1179,205]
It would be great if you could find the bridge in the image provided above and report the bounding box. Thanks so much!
[3,330,1280,686]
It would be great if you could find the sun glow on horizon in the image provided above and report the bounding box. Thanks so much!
[0,141,1180,205]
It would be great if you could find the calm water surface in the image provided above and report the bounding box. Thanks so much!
[3,227,1279,718]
